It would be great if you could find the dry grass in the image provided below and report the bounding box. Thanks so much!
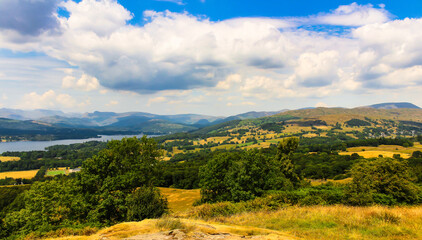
[158,187,200,213]
[339,151,411,159]
[338,144,422,159]
[210,205,422,240]
[346,144,422,154]
[309,178,352,186]
[0,156,21,162]
[0,169,38,179]
[44,218,297,240]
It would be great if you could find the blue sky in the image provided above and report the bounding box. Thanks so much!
[117,0,422,22]
[0,0,422,115]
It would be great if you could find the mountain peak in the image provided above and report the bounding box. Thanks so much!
[366,102,420,109]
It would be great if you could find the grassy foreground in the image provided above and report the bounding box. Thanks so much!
[43,205,422,240]
[39,188,422,240]
[195,205,422,240]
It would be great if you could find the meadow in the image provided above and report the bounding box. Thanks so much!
[158,187,200,213]
[0,169,38,179]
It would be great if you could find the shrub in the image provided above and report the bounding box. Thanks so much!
[346,158,420,205]
[126,186,168,221]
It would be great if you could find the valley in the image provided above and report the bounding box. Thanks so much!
[1,104,422,240]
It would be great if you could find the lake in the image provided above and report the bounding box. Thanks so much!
[0,134,146,154]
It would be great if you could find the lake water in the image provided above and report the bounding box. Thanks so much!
[0,134,146,154]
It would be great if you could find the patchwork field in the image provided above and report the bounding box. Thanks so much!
[339,144,422,159]
[339,151,411,159]
[0,169,38,179]
[0,156,20,162]
[46,169,66,176]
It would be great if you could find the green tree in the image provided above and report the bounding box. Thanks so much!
[1,178,87,237]
[346,158,420,205]
[126,186,168,221]
[199,152,236,203]
[33,166,47,181]
[226,150,272,201]
[275,137,301,187]
[78,136,166,224]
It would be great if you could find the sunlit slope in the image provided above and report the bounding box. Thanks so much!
[275,108,422,124]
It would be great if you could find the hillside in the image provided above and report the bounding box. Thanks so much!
[0,118,130,141]
[275,107,422,124]
[367,102,421,109]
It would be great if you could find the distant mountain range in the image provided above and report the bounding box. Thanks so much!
[0,108,287,138]
[366,102,420,109]
[0,102,419,140]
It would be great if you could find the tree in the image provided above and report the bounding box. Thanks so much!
[78,136,167,224]
[1,179,87,237]
[346,158,420,205]
[199,137,303,203]
[275,137,301,187]
[199,152,236,203]
[126,186,168,221]
[33,166,47,181]
[227,150,274,201]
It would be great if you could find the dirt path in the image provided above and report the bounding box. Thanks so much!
[124,229,290,240]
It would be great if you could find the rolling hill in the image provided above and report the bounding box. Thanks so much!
[366,102,421,109]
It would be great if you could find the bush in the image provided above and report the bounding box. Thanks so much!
[126,186,168,221]
[346,158,420,205]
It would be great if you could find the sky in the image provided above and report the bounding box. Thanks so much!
[1,0,422,116]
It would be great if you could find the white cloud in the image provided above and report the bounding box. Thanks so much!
[62,73,100,91]
[187,96,204,103]
[19,90,76,109]
[315,3,390,26]
[147,96,167,106]
[60,0,132,37]
[105,100,119,107]
[315,102,329,108]
[216,74,242,90]
[242,101,256,106]
[0,0,421,109]
[293,51,340,87]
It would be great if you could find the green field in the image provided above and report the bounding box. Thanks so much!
[46,170,66,176]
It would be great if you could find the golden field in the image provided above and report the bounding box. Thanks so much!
[0,156,21,162]
[0,169,38,179]
[339,151,412,159]
[158,187,200,213]
[339,143,422,159]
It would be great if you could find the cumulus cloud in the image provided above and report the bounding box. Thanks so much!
[216,74,242,90]
[147,96,167,106]
[62,74,100,91]
[19,90,76,109]
[0,0,59,35]
[105,100,119,107]
[314,3,390,26]
[1,0,421,103]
